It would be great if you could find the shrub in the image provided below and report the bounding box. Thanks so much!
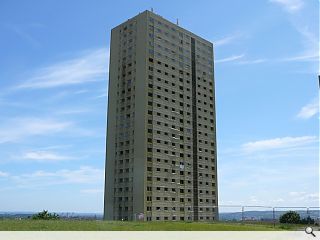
[32,210,60,220]
[300,216,315,224]
[279,211,300,224]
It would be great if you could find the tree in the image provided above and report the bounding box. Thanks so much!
[279,211,300,224]
[32,210,60,220]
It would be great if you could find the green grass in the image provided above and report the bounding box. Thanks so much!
[0,220,303,231]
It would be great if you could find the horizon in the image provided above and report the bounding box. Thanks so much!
[1,207,320,216]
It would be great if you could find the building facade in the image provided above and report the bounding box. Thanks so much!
[104,10,218,221]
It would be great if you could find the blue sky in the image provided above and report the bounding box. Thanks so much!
[0,0,318,213]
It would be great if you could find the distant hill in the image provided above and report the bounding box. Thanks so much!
[220,210,320,221]
[0,212,103,220]
[1,210,319,221]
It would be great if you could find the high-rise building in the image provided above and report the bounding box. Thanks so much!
[104,10,218,221]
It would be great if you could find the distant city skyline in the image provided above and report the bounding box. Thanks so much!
[0,0,318,213]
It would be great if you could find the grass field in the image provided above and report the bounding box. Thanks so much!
[0,220,304,231]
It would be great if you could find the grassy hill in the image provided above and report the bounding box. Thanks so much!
[0,220,303,231]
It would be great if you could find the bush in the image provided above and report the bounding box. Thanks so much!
[32,210,60,220]
[300,216,315,224]
[279,211,300,224]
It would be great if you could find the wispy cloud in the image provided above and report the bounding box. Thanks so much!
[73,89,90,95]
[15,48,109,89]
[238,58,267,65]
[0,118,72,144]
[20,151,72,162]
[0,171,9,177]
[296,24,318,50]
[213,33,242,47]
[270,2,318,64]
[4,23,41,47]
[281,54,318,62]
[272,198,285,203]
[297,98,319,119]
[80,188,103,194]
[33,145,73,150]
[91,93,107,99]
[215,54,245,63]
[280,25,318,63]
[55,108,91,115]
[289,191,319,202]
[11,166,104,188]
[269,0,304,13]
[214,54,267,65]
[242,136,317,153]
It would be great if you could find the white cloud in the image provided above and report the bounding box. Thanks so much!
[297,98,319,119]
[0,118,72,144]
[215,54,245,63]
[272,6,318,64]
[242,136,317,153]
[55,108,91,115]
[295,24,318,54]
[289,192,319,202]
[269,0,304,13]
[42,166,103,183]
[80,188,103,194]
[213,33,241,47]
[216,55,267,65]
[34,145,73,150]
[304,193,319,202]
[12,166,104,188]
[0,171,9,177]
[15,48,109,89]
[91,93,107,99]
[249,196,259,203]
[289,191,305,197]
[21,151,72,162]
[238,59,267,64]
[272,198,285,203]
[281,54,318,62]
[281,25,318,63]
[214,36,234,47]
[4,23,40,47]
[73,89,90,94]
